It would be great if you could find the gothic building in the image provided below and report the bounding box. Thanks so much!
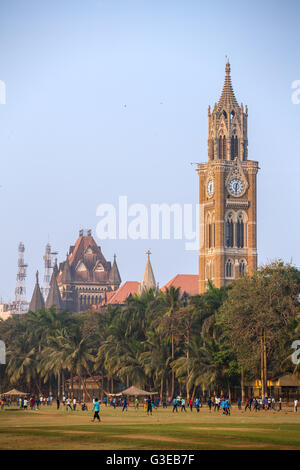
[29,230,121,313]
[197,62,259,293]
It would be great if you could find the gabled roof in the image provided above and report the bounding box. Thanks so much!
[107,281,140,305]
[29,271,45,312]
[68,234,107,269]
[217,61,239,110]
[161,274,199,296]
[57,233,113,284]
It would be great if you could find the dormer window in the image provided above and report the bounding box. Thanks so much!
[76,261,87,272]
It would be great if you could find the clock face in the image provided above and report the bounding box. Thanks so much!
[207,179,214,197]
[228,178,243,196]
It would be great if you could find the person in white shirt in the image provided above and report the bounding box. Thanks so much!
[278,397,282,411]
[294,399,298,412]
[73,397,76,411]
[180,398,186,412]
[23,399,28,410]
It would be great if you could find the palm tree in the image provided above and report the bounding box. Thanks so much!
[158,286,182,397]
[6,334,39,393]
[140,330,171,400]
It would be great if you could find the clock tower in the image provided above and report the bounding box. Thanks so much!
[197,61,259,293]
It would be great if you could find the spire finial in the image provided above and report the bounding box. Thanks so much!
[36,270,39,284]
[146,249,151,259]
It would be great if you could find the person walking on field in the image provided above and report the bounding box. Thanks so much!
[122,397,128,412]
[147,396,152,415]
[207,398,212,411]
[172,398,178,413]
[278,397,282,411]
[245,398,250,411]
[56,397,60,410]
[66,398,72,411]
[92,398,100,422]
[189,399,193,412]
[73,397,76,411]
[294,399,298,412]
[181,398,187,412]
[135,397,139,409]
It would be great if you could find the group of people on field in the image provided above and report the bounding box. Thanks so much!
[2,393,300,418]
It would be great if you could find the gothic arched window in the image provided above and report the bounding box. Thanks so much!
[239,259,247,276]
[225,259,233,278]
[208,222,212,248]
[231,135,239,160]
[236,213,244,248]
[219,135,226,159]
[225,213,234,248]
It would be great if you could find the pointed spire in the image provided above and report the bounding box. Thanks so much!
[217,61,238,109]
[61,257,72,284]
[109,254,121,286]
[45,265,63,311]
[29,271,45,312]
[139,250,156,294]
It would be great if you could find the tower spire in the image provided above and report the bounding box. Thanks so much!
[138,250,156,294]
[45,264,63,311]
[217,60,238,109]
[29,270,45,312]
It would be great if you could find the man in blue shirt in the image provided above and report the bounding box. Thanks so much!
[92,398,101,422]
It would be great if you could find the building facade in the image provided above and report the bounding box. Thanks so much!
[198,62,259,293]
[56,230,121,312]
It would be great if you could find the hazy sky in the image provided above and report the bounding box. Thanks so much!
[0,0,299,301]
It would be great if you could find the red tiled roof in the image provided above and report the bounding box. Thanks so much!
[161,274,199,296]
[107,281,140,305]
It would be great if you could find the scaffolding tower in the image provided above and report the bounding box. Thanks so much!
[42,243,58,300]
[14,242,29,314]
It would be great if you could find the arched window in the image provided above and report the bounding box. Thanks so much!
[209,139,215,161]
[236,213,244,248]
[230,135,239,160]
[239,260,246,276]
[219,135,226,159]
[223,110,227,120]
[225,259,233,278]
[225,213,234,248]
[208,222,212,248]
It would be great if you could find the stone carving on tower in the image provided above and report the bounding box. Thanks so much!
[197,61,259,293]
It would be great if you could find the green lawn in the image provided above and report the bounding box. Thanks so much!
[1,404,300,449]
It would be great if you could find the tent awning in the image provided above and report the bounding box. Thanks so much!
[107,386,157,397]
[1,388,28,396]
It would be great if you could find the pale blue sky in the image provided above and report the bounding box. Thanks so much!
[0,0,299,300]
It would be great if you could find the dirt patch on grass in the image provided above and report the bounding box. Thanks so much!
[113,434,185,443]
[190,426,269,432]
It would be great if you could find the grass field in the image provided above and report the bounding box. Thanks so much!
[1,404,300,450]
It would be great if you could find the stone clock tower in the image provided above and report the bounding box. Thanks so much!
[197,61,259,293]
